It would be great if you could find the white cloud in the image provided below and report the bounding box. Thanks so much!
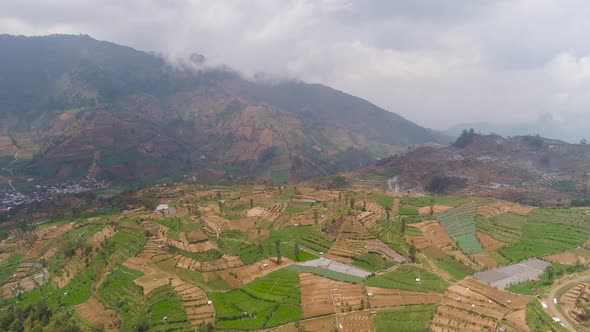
[2,0,590,130]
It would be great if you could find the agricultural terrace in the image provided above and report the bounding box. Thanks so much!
[0,183,587,331]
[437,203,483,254]
[499,208,590,262]
[208,269,301,330]
[372,304,438,332]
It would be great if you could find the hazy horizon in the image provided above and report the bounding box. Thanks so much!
[3,1,590,135]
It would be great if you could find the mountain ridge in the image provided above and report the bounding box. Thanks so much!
[0,34,447,187]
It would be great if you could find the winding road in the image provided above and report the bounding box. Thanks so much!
[543,271,590,332]
[4,150,18,191]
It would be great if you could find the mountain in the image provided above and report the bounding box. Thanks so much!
[0,34,446,187]
[445,113,590,144]
[352,132,590,206]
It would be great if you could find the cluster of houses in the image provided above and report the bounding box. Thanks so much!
[0,177,108,213]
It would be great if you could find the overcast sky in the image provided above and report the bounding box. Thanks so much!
[2,0,590,130]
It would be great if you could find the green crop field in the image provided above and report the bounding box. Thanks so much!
[526,301,568,332]
[0,254,22,285]
[400,196,473,207]
[366,265,449,293]
[215,226,328,265]
[506,263,587,295]
[208,268,301,330]
[421,247,475,281]
[351,252,396,272]
[399,205,419,215]
[98,266,148,331]
[438,203,482,254]
[373,304,438,332]
[287,265,365,283]
[500,209,590,262]
[475,212,527,245]
[148,285,192,331]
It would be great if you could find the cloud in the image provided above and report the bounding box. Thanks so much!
[1,0,590,130]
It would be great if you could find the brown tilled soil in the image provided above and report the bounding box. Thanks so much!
[76,297,120,331]
[170,278,215,327]
[476,231,508,252]
[213,258,294,288]
[560,282,590,325]
[431,278,530,332]
[470,253,498,269]
[544,252,587,266]
[365,287,441,308]
[406,221,453,250]
[418,205,453,215]
[24,223,74,260]
[338,311,374,332]
[299,273,335,318]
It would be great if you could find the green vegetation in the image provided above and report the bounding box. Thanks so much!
[287,265,365,283]
[169,247,224,262]
[399,205,419,215]
[0,300,85,332]
[217,226,331,265]
[500,209,590,262]
[373,304,438,332]
[438,204,482,254]
[367,191,394,209]
[60,227,147,306]
[351,252,396,272]
[475,213,526,245]
[209,269,301,330]
[149,285,192,331]
[551,180,577,193]
[366,265,449,293]
[369,219,409,256]
[400,196,471,207]
[271,169,289,185]
[0,254,22,285]
[506,263,587,295]
[98,266,149,331]
[422,247,475,280]
[526,301,568,332]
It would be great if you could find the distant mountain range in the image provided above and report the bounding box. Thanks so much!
[0,34,447,187]
[445,113,590,144]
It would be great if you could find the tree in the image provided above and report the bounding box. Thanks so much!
[400,219,406,234]
[275,240,282,264]
[409,244,417,262]
[313,210,318,225]
[217,201,223,213]
[581,138,588,145]
[350,197,356,209]
[250,198,254,208]
[294,242,300,262]
[546,265,555,283]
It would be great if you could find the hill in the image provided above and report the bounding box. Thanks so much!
[0,182,586,331]
[0,34,446,188]
[353,132,590,206]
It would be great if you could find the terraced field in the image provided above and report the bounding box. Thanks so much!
[373,304,438,332]
[475,212,527,245]
[500,209,590,262]
[208,269,301,330]
[438,203,483,254]
[0,183,587,331]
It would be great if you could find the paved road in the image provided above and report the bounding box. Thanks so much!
[544,272,590,332]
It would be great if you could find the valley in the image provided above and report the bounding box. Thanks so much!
[0,181,588,331]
